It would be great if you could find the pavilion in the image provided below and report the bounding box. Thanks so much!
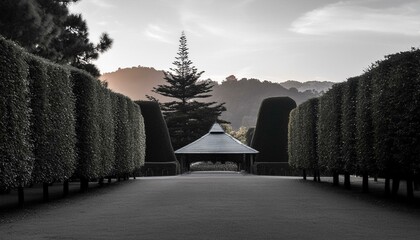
[175,123,259,173]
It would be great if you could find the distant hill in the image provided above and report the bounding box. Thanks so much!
[279,80,334,93]
[100,67,334,129]
[100,66,169,101]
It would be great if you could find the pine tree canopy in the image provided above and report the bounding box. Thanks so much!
[152,32,226,149]
[0,0,112,77]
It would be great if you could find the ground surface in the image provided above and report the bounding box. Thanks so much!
[1,172,420,240]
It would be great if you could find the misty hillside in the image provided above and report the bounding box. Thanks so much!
[206,77,321,128]
[100,66,168,101]
[100,66,333,128]
[280,80,334,93]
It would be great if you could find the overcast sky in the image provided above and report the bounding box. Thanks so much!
[70,0,420,83]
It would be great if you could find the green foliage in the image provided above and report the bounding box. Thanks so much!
[221,124,248,144]
[0,37,33,191]
[372,49,420,178]
[288,98,319,172]
[288,108,299,169]
[27,57,51,183]
[0,37,146,190]
[300,98,319,171]
[97,85,115,177]
[245,127,255,146]
[317,83,344,173]
[135,101,177,163]
[251,97,296,164]
[0,0,112,77]
[152,32,225,149]
[70,69,101,179]
[341,77,358,174]
[355,72,376,176]
[289,48,420,182]
[113,94,130,176]
[132,104,146,171]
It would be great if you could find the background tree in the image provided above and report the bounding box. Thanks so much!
[151,32,226,149]
[0,0,112,77]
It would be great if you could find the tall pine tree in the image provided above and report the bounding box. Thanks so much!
[152,32,226,149]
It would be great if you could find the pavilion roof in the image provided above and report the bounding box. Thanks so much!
[174,123,258,155]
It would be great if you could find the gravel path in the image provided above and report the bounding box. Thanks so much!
[1,171,420,240]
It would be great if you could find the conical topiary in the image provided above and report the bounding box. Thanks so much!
[251,97,296,175]
[135,101,179,176]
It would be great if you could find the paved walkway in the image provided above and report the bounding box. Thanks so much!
[1,172,420,239]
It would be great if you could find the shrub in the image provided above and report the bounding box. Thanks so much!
[372,50,420,181]
[341,77,359,175]
[355,72,376,175]
[70,69,101,181]
[0,37,33,191]
[317,83,344,179]
[97,85,115,177]
[135,101,178,176]
[113,94,130,177]
[299,98,319,173]
[251,97,296,163]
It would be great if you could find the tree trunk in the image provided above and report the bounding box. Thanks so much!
[313,170,317,182]
[344,172,351,189]
[303,169,307,180]
[43,183,49,202]
[385,177,391,195]
[63,180,69,197]
[392,177,400,196]
[80,177,89,193]
[18,185,24,207]
[98,177,104,187]
[362,173,369,193]
[407,177,414,199]
[333,172,339,186]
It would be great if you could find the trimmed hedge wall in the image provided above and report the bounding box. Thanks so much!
[0,36,146,194]
[0,38,33,192]
[288,48,420,196]
[317,83,344,184]
[288,98,319,180]
[29,62,77,183]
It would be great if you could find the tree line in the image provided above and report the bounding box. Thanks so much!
[289,48,420,198]
[0,37,145,205]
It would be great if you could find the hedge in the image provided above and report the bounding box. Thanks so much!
[251,97,296,163]
[289,48,420,196]
[71,69,101,184]
[317,83,344,185]
[372,50,420,195]
[355,72,376,191]
[0,36,146,197]
[288,98,319,180]
[341,77,359,188]
[97,85,115,178]
[0,37,33,192]
[135,101,178,176]
[30,60,76,183]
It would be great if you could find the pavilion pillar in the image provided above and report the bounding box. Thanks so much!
[250,155,254,174]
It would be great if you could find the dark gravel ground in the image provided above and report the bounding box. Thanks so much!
[1,171,420,240]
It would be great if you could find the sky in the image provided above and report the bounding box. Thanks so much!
[70,0,420,83]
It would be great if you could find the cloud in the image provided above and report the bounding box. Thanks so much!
[90,0,115,9]
[144,24,174,44]
[290,1,420,36]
